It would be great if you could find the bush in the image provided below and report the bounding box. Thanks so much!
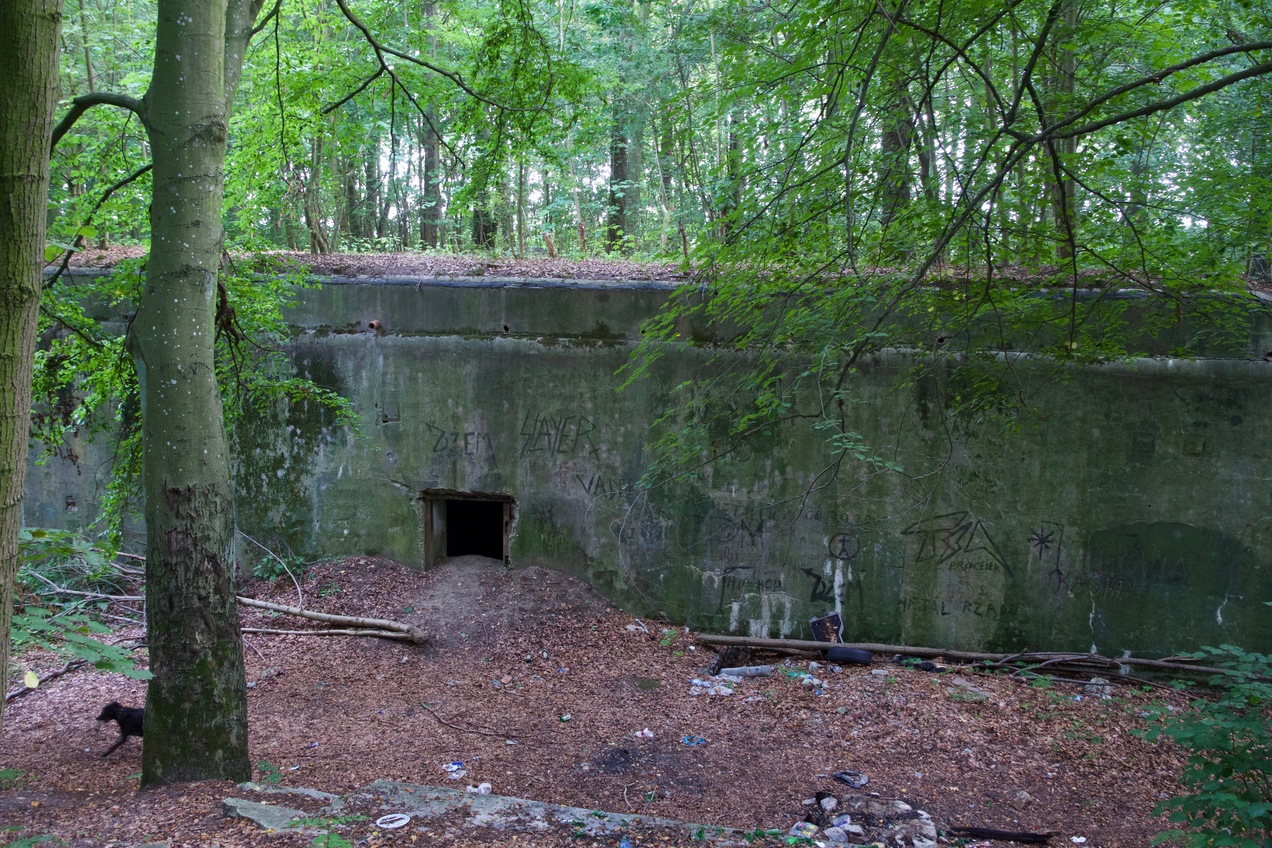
[11,529,150,685]
[251,553,309,583]
[1141,644,1272,847]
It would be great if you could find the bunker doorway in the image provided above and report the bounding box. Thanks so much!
[421,490,514,567]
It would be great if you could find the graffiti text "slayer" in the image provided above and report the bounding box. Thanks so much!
[520,413,598,458]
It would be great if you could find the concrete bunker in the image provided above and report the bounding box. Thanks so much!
[421,489,515,566]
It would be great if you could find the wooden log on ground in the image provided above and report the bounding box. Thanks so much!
[694,634,1250,680]
[237,596,429,645]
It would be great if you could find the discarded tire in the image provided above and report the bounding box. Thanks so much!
[825,646,873,665]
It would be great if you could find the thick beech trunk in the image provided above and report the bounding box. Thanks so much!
[0,0,62,735]
[129,0,261,785]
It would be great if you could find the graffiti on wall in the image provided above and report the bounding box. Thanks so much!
[426,422,496,463]
[519,412,599,459]
[897,511,1012,634]
[901,511,1010,575]
[576,473,641,502]
[1028,520,1076,594]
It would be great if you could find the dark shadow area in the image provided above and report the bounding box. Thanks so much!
[446,499,506,559]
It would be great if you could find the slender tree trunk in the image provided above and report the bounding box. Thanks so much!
[0,0,62,736]
[605,111,629,254]
[305,135,330,253]
[1049,0,1079,261]
[878,99,914,259]
[130,0,259,785]
[720,113,740,244]
[653,113,675,253]
[421,110,441,248]
[515,160,526,258]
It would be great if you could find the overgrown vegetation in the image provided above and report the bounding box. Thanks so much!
[8,529,148,693]
[31,259,357,547]
[1140,644,1272,847]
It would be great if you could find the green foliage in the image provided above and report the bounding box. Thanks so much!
[1140,645,1272,847]
[11,529,149,682]
[0,769,27,789]
[31,257,356,543]
[286,813,368,847]
[2,835,61,848]
[10,608,148,681]
[256,760,284,785]
[37,0,1272,503]
[252,553,310,583]
[17,528,122,596]
[309,836,353,848]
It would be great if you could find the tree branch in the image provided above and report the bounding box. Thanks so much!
[321,68,386,116]
[51,92,145,151]
[5,660,88,703]
[333,0,496,107]
[240,626,416,641]
[249,0,280,38]
[237,595,429,645]
[1045,41,1272,140]
[47,163,153,292]
[1047,60,1272,142]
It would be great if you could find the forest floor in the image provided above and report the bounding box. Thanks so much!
[1,556,1197,848]
[63,246,694,283]
[60,245,1272,295]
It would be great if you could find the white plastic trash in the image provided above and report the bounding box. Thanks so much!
[719,665,774,677]
[376,813,411,829]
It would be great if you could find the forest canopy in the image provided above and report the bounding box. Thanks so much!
[48,0,1271,278]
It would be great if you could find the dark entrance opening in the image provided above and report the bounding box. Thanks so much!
[421,489,515,567]
[445,499,506,559]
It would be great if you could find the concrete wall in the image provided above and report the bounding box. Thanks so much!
[25,275,1272,655]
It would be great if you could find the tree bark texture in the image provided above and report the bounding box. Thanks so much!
[0,0,62,736]
[130,0,262,785]
[605,117,629,253]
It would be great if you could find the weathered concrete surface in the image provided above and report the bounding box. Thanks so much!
[24,277,1272,655]
[223,780,757,844]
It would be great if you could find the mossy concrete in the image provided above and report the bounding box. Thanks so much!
[24,278,1272,655]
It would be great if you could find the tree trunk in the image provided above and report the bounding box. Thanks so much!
[605,113,629,254]
[419,1,442,249]
[129,0,259,785]
[515,160,526,258]
[421,111,441,248]
[305,135,330,254]
[0,0,62,737]
[1049,0,1079,262]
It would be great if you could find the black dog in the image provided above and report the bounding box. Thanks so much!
[97,701,144,757]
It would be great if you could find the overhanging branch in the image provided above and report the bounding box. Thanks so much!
[51,92,145,151]
[1047,59,1272,142]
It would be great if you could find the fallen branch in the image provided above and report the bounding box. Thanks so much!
[418,702,522,739]
[5,659,87,702]
[241,627,417,641]
[694,634,1250,681]
[417,701,563,743]
[237,596,428,645]
[26,570,143,604]
[946,825,1057,844]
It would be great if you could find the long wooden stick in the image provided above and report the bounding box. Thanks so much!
[241,627,416,641]
[237,596,428,645]
[694,634,1246,679]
